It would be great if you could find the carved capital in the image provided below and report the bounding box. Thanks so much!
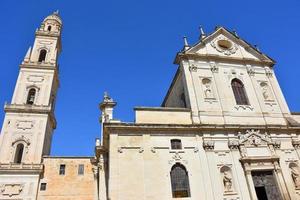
[247,66,255,76]
[292,139,300,149]
[265,67,273,77]
[210,64,219,73]
[228,140,239,150]
[203,140,214,151]
[189,64,197,72]
[274,140,281,149]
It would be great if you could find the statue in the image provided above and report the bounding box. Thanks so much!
[223,171,233,192]
[261,82,273,101]
[291,166,300,188]
[202,79,214,98]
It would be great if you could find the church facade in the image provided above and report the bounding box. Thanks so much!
[0,12,300,200]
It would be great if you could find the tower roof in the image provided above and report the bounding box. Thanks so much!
[43,11,62,24]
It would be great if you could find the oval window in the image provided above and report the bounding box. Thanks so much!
[217,40,232,49]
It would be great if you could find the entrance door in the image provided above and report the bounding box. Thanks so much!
[251,171,282,200]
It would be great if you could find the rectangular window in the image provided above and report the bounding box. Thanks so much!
[59,164,65,175]
[40,183,47,191]
[171,139,182,150]
[78,164,84,175]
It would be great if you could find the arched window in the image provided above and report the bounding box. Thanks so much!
[26,88,36,105]
[170,163,191,198]
[38,49,47,62]
[47,25,52,31]
[14,143,24,164]
[171,139,182,150]
[231,79,249,105]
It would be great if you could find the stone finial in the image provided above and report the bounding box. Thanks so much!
[54,10,59,15]
[232,29,238,37]
[99,92,117,123]
[183,36,189,51]
[254,44,260,52]
[199,26,206,40]
[103,91,113,103]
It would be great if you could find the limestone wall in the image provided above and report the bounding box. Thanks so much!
[37,157,96,200]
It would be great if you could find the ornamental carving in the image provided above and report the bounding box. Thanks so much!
[210,64,219,73]
[228,140,239,150]
[289,163,300,189]
[189,64,197,72]
[238,129,272,146]
[210,36,238,56]
[0,184,24,197]
[247,66,255,76]
[292,139,300,149]
[203,140,214,151]
[16,120,34,130]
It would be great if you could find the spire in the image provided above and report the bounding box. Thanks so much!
[183,36,189,51]
[199,26,206,40]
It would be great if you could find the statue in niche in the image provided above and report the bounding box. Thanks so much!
[202,78,214,99]
[223,171,233,192]
[221,166,234,193]
[260,82,273,101]
[290,164,300,188]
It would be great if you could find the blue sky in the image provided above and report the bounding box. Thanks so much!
[0,0,299,156]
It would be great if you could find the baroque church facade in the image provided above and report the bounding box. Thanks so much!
[0,12,300,200]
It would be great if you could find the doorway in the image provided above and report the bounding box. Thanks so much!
[251,171,282,200]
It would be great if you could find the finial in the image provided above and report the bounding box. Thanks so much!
[183,36,189,51]
[232,29,238,37]
[199,26,206,40]
[103,91,113,103]
[54,10,59,15]
[254,44,260,52]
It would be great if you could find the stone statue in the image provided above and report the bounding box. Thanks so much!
[202,79,214,99]
[291,166,300,188]
[223,171,233,192]
[261,83,273,101]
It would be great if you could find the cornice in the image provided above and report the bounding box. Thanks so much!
[4,104,57,129]
[175,53,274,67]
[103,122,300,133]
[20,63,57,71]
[0,163,43,174]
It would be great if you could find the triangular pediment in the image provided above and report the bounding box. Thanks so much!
[179,27,274,65]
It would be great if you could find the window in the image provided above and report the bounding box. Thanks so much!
[14,143,24,164]
[170,163,191,198]
[59,164,65,175]
[40,183,47,191]
[171,139,182,150]
[47,25,52,31]
[38,49,47,62]
[231,78,249,105]
[26,88,36,105]
[78,164,84,175]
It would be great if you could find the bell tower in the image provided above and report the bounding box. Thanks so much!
[0,12,62,199]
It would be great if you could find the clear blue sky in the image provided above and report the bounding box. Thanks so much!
[0,1,299,156]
